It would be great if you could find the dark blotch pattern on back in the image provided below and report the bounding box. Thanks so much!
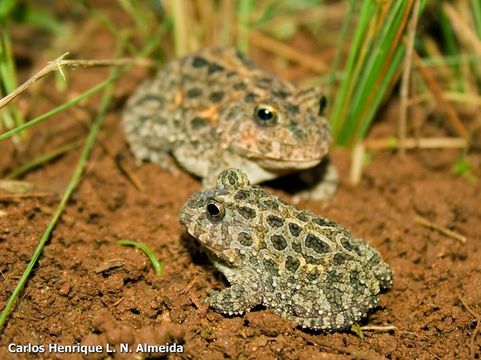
[233,82,246,90]
[307,272,320,281]
[313,217,336,227]
[286,104,300,114]
[227,171,238,185]
[235,189,250,200]
[238,206,256,219]
[295,211,309,222]
[292,240,302,253]
[305,233,330,254]
[186,195,206,209]
[244,93,257,103]
[263,258,278,276]
[288,223,301,237]
[186,88,202,98]
[261,199,278,210]
[270,234,287,251]
[208,63,224,74]
[192,56,208,68]
[134,94,164,107]
[333,253,348,265]
[191,117,209,129]
[303,254,323,265]
[273,90,289,99]
[285,256,300,272]
[209,91,224,102]
[238,232,253,246]
[267,215,284,228]
[341,237,363,256]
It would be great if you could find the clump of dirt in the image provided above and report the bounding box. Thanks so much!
[1,6,480,360]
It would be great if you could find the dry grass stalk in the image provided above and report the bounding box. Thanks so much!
[409,92,481,107]
[412,50,469,139]
[0,54,153,110]
[360,325,398,332]
[457,294,481,360]
[0,192,54,201]
[349,142,365,186]
[97,140,145,191]
[365,137,467,150]
[444,3,481,56]
[414,215,466,243]
[248,30,328,73]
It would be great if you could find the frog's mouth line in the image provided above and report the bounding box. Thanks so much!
[230,144,328,170]
[256,157,323,170]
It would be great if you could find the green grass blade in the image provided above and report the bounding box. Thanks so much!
[471,0,481,38]
[237,0,255,52]
[118,0,150,39]
[338,0,407,145]
[5,140,83,179]
[0,68,120,333]
[0,0,17,18]
[327,0,355,102]
[80,0,138,56]
[0,20,23,131]
[329,0,379,141]
[330,0,427,147]
[440,6,464,91]
[0,72,123,142]
[117,240,164,276]
[357,46,405,141]
[421,54,481,67]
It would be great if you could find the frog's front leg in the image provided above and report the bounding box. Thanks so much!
[207,283,262,315]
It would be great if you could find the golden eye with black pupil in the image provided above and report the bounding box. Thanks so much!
[318,95,327,115]
[206,202,225,222]
[253,104,278,126]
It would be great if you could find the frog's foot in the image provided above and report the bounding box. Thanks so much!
[292,161,339,203]
[207,284,261,316]
[284,304,368,331]
[128,142,179,174]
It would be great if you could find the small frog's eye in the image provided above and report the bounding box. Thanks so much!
[253,104,278,126]
[318,95,327,115]
[206,201,225,222]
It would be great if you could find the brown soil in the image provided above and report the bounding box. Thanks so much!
[1,7,480,360]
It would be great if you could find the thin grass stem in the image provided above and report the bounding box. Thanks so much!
[117,240,164,275]
[5,140,84,179]
[0,68,120,332]
[0,72,123,142]
[328,0,355,102]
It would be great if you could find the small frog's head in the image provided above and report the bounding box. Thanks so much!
[179,169,263,266]
[221,82,331,172]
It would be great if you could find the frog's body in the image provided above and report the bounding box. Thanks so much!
[123,48,335,197]
[179,169,393,330]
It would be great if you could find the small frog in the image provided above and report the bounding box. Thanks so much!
[179,169,393,331]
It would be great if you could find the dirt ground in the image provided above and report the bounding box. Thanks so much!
[1,6,481,360]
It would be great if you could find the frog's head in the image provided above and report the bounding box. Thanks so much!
[221,84,331,171]
[179,169,264,266]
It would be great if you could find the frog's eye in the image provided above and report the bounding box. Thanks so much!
[318,95,327,115]
[253,104,278,126]
[206,201,225,222]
